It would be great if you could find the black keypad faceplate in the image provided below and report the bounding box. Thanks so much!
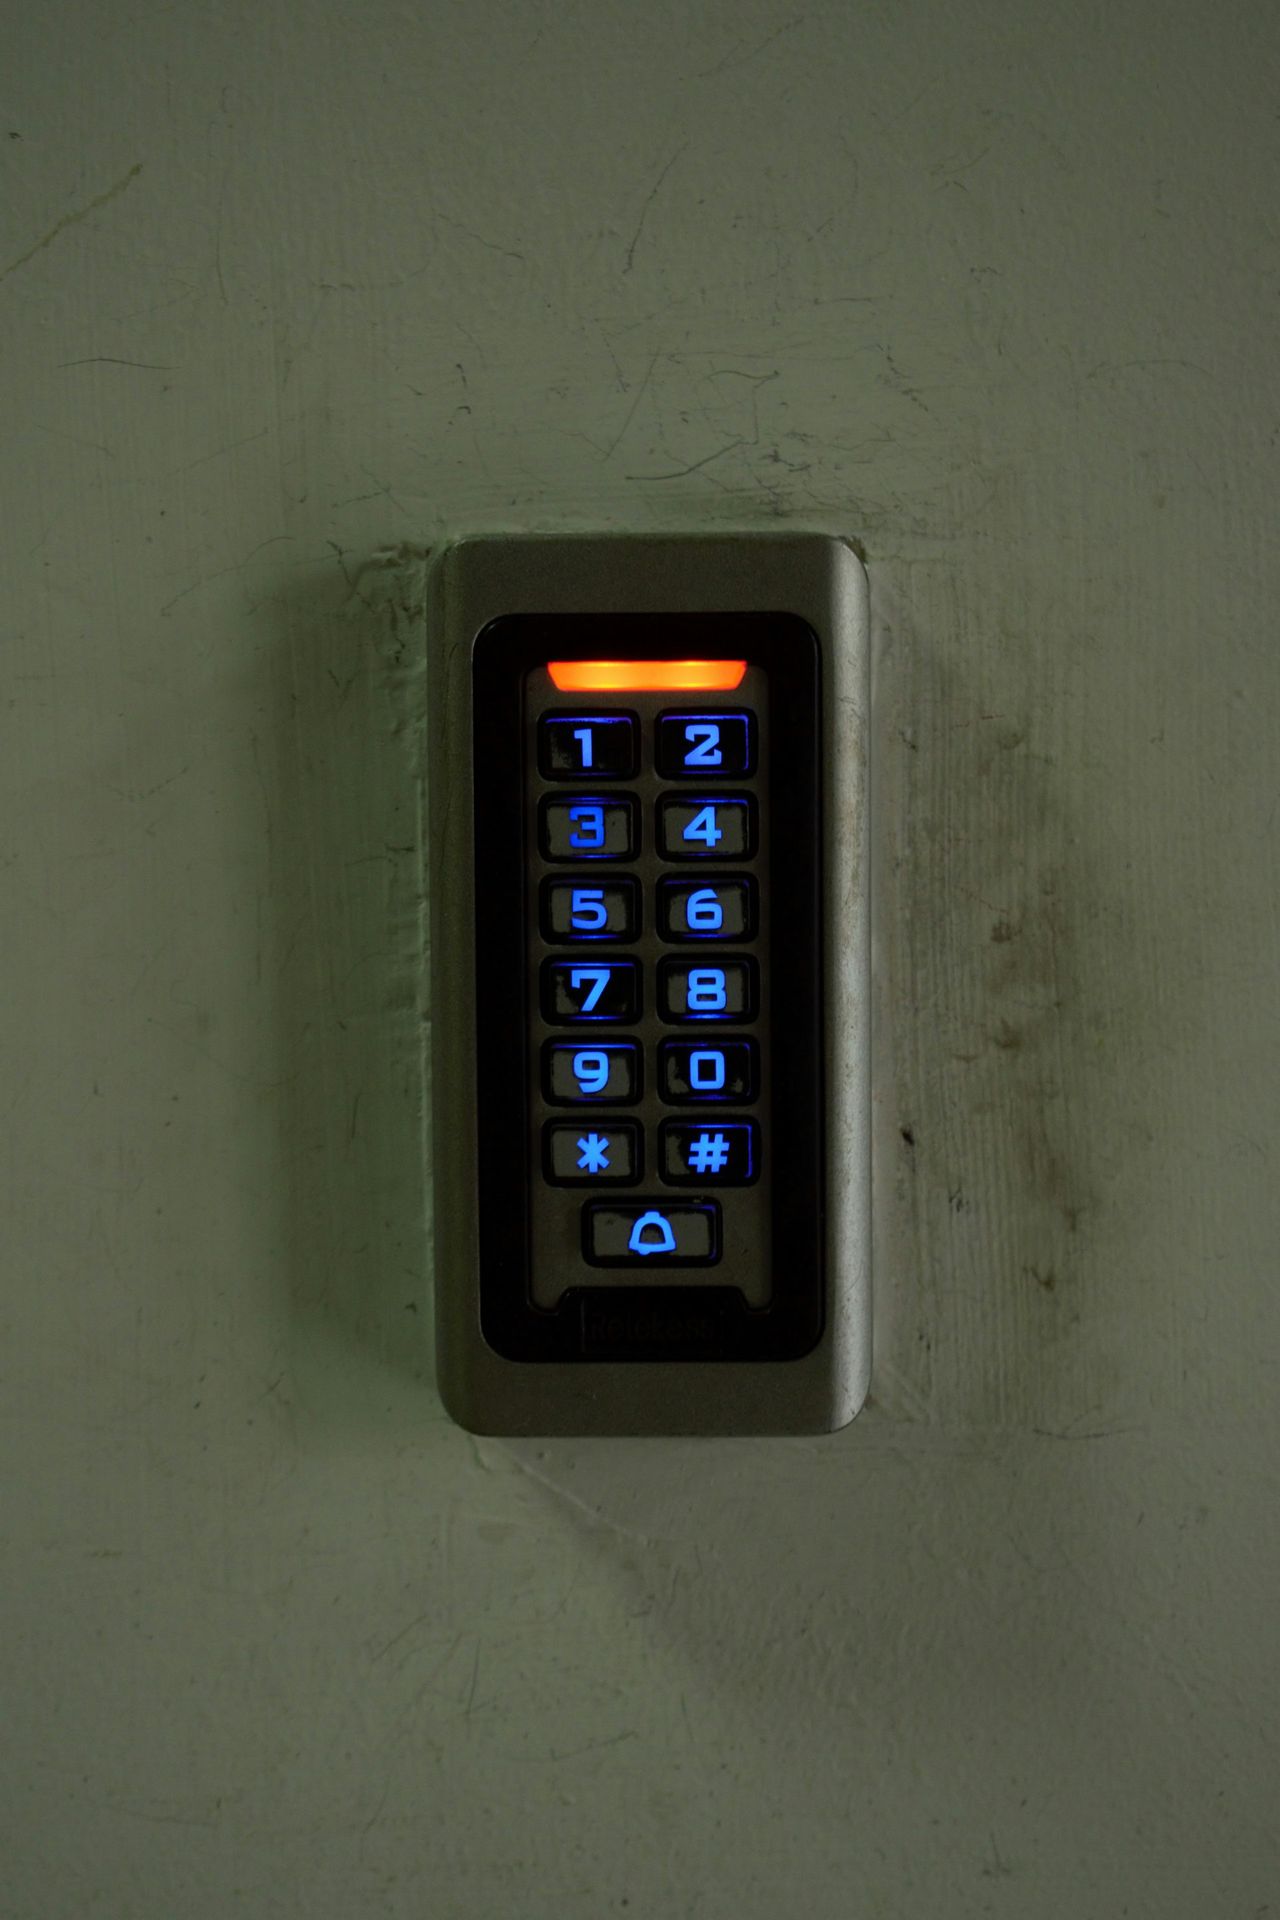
[472,613,824,1363]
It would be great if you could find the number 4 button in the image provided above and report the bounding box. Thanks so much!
[658,795,755,860]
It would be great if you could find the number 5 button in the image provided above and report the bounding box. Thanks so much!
[658,795,755,859]
[541,876,640,941]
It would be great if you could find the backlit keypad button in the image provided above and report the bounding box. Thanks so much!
[538,713,639,778]
[542,958,641,1023]
[583,1200,721,1266]
[656,711,755,778]
[659,1119,758,1186]
[541,876,640,942]
[657,875,754,941]
[540,795,638,860]
[658,795,755,860]
[658,957,756,1022]
[543,1040,642,1104]
[544,1120,641,1185]
[658,1039,758,1104]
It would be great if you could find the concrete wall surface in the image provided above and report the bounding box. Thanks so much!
[2,2,1277,1914]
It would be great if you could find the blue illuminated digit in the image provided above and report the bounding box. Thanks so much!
[570,887,608,932]
[573,1050,609,1095]
[689,1049,725,1091]
[570,966,611,1013]
[687,968,727,1012]
[682,805,722,848]
[569,804,605,849]
[572,726,594,768]
[686,887,723,932]
[684,722,722,766]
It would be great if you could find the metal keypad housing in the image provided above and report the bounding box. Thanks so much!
[427,534,870,1436]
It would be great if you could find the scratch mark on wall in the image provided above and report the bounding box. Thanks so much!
[59,356,173,371]
[627,438,746,481]
[1,161,143,282]
[603,350,660,458]
[695,15,806,80]
[622,145,689,274]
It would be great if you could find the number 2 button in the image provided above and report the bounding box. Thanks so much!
[656,711,755,778]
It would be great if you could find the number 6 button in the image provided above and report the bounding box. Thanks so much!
[657,876,754,941]
[658,795,755,859]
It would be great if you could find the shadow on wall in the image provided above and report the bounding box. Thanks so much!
[265,546,435,1408]
[869,564,1171,1434]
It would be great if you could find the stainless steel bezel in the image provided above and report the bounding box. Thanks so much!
[426,533,870,1435]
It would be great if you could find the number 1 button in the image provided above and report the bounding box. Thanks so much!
[539,713,638,778]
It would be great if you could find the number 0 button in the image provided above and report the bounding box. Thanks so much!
[658,795,755,860]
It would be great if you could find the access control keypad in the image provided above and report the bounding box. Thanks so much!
[470,612,824,1363]
[525,682,773,1312]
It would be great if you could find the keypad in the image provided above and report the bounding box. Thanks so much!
[527,694,767,1290]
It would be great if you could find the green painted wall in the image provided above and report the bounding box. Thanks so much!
[3,2,1278,1912]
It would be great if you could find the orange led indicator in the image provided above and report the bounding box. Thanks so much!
[546,659,747,693]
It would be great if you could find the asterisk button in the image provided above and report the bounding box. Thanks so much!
[576,1133,611,1174]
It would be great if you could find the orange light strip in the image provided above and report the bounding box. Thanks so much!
[547,659,747,692]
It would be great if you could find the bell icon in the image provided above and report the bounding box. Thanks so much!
[628,1210,677,1256]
